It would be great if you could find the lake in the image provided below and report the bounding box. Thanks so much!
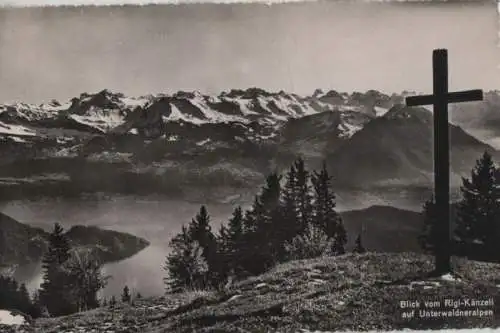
[2,196,236,298]
[0,188,428,298]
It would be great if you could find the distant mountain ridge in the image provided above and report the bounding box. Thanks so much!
[0,88,498,203]
[450,90,500,135]
[340,205,423,253]
[0,88,401,139]
[327,104,496,188]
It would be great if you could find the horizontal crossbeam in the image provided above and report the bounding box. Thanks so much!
[406,89,483,107]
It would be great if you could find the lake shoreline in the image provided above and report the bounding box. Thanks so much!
[1,191,426,298]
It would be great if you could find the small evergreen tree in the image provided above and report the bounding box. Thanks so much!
[164,225,209,291]
[284,222,334,260]
[30,290,43,318]
[354,233,366,253]
[455,151,500,258]
[17,283,31,314]
[418,196,437,252]
[215,223,230,283]
[0,275,15,310]
[121,286,131,303]
[136,292,142,299]
[39,223,75,316]
[0,276,33,315]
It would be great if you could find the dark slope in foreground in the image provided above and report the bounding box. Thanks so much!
[27,253,500,333]
[0,212,150,269]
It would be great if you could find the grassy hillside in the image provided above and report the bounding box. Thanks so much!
[23,252,500,333]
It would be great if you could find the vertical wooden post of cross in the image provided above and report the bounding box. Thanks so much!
[406,49,483,275]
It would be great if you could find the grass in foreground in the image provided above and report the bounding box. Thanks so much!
[17,252,500,333]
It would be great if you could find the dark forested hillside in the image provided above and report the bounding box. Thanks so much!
[0,213,150,269]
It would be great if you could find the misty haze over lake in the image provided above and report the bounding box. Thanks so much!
[2,188,429,296]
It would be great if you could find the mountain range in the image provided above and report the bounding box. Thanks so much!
[0,88,498,204]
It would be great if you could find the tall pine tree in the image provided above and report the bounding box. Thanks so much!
[278,159,315,260]
[39,222,75,316]
[217,206,245,278]
[294,158,314,235]
[280,163,300,243]
[311,162,347,255]
[240,173,282,275]
[455,151,500,258]
[187,206,219,287]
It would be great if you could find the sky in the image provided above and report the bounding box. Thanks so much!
[0,0,498,103]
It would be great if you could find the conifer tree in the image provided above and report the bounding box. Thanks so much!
[226,206,245,273]
[280,163,300,242]
[121,285,131,303]
[354,233,366,254]
[311,161,347,254]
[18,283,31,314]
[215,222,230,278]
[240,173,282,274]
[278,158,315,259]
[0,276,33,315]
[136,292,142,299]
[238,206,258,276]
[455,151,500,257]
[334,223,348,255]
[39,222,75,316]
[164,225,209,291]
[294,158,314,234]
[30,290,43,318]
[257,173,282,266]
[187,205,219,287]
[0,276,15,310]
[284,222,334,260]
[418,196,437,252]
[217,206,245,278]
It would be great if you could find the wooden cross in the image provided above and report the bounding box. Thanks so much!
[405,49,483,274]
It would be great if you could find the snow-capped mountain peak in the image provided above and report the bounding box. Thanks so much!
[383,104,432,123]
[0,88,404,141]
